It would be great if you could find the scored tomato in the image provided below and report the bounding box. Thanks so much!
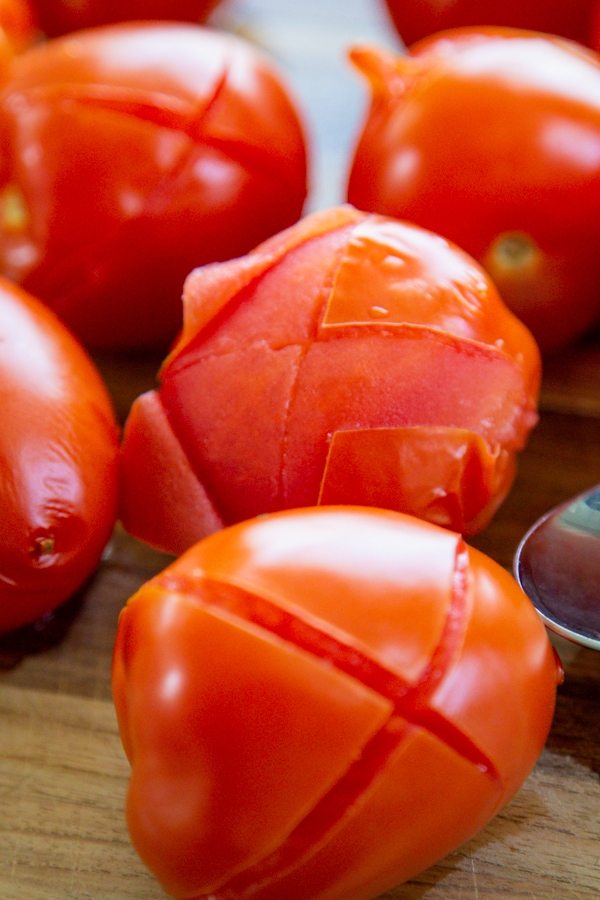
[0,22,308,350]
[0,277,119,634]
[382,0,600,48]
[26,0,222,37]
[119,205,540,554]
[347,30,600,353]
[112,506,561,900]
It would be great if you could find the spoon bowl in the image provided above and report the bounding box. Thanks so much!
[514,484,600,650]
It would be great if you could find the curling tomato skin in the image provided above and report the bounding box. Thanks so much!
[0,22,308,350]
[119,206,540,554]
[347,30,600,354]
[383,0,600,48]
[28,0,221,38]
[112,506,560,900]
[0,277,119,633]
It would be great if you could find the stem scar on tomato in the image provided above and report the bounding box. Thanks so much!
[28,532,55,561]
[0,183,28,232]
[486,232,542,279]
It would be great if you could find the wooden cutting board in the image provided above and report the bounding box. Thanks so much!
[1,1,600,898]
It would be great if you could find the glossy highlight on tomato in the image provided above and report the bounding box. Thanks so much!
[112,505,560,900]
[119,205,540,554]
[0,277,119,634]
[28,0,222,37]
[382,0,600,48]
[0,22,308,350]
[347,30,600,354]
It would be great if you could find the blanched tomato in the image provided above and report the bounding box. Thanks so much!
[347,30,600,353]
[0,22,308,350]
[0,277,119,633]
[383,0,600,48]
[112,506,560,900]
[28,0,221,37]
[119,206,540,554]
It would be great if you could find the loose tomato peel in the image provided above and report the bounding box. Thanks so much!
[120,206,540,553]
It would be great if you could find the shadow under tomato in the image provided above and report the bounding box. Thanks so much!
[0,582,88,669]
[543,645,600,779]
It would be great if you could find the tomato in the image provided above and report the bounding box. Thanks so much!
[347,30,600,354]
[27,0,221,38]
[112,505,560,900]
[0,277,119,634]
[119,205,540,554]
[0,22,308,351]
[382,0,600,48]
[0,0,37,54]
[592,1,600,51]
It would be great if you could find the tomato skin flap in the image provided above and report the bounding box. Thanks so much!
[120,206,540,554]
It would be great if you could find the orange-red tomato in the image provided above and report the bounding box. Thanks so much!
[347,30,600,354]
[382,0,600,48]
[0,0,37,54]
[119,205,540,554]
[28,0,221,37]
[0,22,308,350]
[0,277,119,634]
[112,505,560,900]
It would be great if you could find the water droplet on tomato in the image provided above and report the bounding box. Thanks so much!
[369,305,390,318]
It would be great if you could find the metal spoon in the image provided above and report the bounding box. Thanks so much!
[514,484,600,650]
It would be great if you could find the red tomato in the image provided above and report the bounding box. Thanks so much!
[112,505,560,900]
[0,22,308,350]
[119,206,540,553]
[0,277,119,634]
[347,31,600,353]
[592,1,600,51]
[27,0,221,37]
[383,0,600,48]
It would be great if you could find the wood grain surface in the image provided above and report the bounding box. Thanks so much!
[1,1,600,898]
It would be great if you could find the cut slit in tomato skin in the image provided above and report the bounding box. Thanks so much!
[120,207,540,554]
[0,22,308,350]
[112,506,560,900]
